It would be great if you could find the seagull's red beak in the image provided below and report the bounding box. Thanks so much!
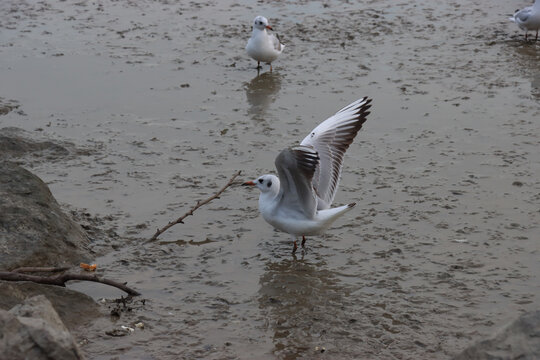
[242,180,256,186]
[266,25,273,31]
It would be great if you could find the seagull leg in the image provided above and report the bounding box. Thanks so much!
[270,63,273,72]
[301,235,306,248]
[292,238,298,254]
[257,61,261,70]
[536,29,538,41]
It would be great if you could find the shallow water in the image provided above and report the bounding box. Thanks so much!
[1,0,539,359]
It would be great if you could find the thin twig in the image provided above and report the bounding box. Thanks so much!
[0,271,140,296]
[148,170,241,242]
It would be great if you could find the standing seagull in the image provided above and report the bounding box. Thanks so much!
[509,0,540,40]
[246,16,284,71]
[243,97,372,254]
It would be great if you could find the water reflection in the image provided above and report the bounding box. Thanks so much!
[531,74,540,100]
[508,44,540,100]
[258,258,355,359]
[245,71,282,121]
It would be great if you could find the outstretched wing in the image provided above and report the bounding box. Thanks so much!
[300,97,372,209]
[274,146,319,219]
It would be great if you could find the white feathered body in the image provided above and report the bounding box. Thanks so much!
[259,187,355,236]
[246,29,284,64]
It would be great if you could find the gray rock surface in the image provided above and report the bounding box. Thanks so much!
[0,161,91,270]
[0,295,84,360]
[0,282,101,330]
[1,127,118,257]
[0,130,107,357]
[0,98,23,116]
[0,127,68,159]
[453,310,540,360]
[0,127,88,161]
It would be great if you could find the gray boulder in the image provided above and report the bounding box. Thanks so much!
[0,295,84,360]
[0,98,23,116]
[0,127,68,159]
[0,282,101,330]
[0,127,90,162]
[453,310,540,360]
[0,161,91,270]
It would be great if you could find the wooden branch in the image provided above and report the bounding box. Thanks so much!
[11,266,71,273]
[148,170,241,242]
[0,271,141,296]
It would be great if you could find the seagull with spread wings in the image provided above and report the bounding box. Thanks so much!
[243,97,372,253]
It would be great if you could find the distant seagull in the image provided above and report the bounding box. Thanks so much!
[509,0,540,40]
[243,97,372,254]
[246,16,284,71]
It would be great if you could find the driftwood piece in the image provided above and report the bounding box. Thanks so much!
[0,270,141,296]
[11,266,71,273]
[148,170,241,242]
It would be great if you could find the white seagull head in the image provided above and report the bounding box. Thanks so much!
[252,16,272,31]
[243,174,280,195]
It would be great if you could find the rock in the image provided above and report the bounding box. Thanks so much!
[0,282,101,330]
[0,161,91,270]
[0,127,70,159]
[0,98,23,116]
[453,310,540,360]
[0,127,92,163]
[0,295,84,360]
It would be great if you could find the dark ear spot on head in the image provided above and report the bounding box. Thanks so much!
[267,181,272,187]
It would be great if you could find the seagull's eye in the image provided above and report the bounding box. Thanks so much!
[267,181,272,188]
[258,178,264,184]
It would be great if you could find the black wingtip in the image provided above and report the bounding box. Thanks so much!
[354,97,372,116]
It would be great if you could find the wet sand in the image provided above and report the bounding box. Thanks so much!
[1,0,539,358]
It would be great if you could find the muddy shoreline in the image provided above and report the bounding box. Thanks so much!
[1,0,539,359]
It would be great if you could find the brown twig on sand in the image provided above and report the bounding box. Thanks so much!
[0,270,141,296]
[148,170,242,242]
